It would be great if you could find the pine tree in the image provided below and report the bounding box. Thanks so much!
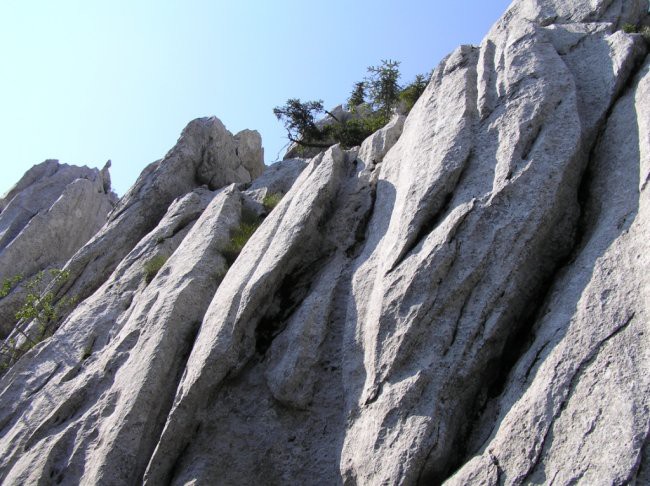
[348,81,366,109]
[366,59,401,119]
[399,73,428,112]
[273,99,329,147]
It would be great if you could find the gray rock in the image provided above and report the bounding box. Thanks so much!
[196,122,264,189]
[0,160,114,256]
[235,129,266,181]
[0,0,648,484]
[0,160,116,337]
[240,157,306,216]
[446,53,650,486]
[0,185,238,485]
[240,158,308,219]
[144,114,407,485]
[246,158,307,199]
[46,117,264,332]
[340,3,647,482]
[143,145,349,484]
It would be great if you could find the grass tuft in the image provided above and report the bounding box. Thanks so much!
[262,193,284,212]
[144,255,168,283]
[222,221,261,265]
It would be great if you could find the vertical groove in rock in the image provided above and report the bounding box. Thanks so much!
[446,49,650,486]
[451,48,650,483]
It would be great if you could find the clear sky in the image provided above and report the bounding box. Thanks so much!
[0,0,512,197]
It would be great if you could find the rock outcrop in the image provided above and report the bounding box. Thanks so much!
[41,117,264,330]
[0,0,648,484]
[0,160,116,337]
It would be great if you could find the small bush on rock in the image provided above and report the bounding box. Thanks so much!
[0,268,78,370]
[144,255,168,283]
[348,81,367,110]
[274,59,430,152]
[223,208,262,265]
[0,275,23,298]
[14,269,76,330]
[323,113,390,148]
[223,222,260,264]
[399,74,428,112]
[273,99,332,148]
[622,23,638,33]
[263,193,284,212]
[621,23,650,47]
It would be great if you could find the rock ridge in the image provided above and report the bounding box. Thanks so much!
[0,160,117,337]
[0,0,647,484]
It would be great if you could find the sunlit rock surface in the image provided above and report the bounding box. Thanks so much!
[0,1,648,484]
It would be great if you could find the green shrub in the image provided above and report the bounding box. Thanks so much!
[323,112,390,148]
[0,268,78,369]
[273,99,330,147]
[0,275,23,298]
[621,23,650,46]
[14,269,76,332]
[223,221,261,264]
[223,209,262,264]
[263,193,284,211]
[348,81,366,109]
[622,23,638,33]
[144,255,168,283]
[81,342,93,360]
[399,74,428,112]
[366,59,402,119]
[274,60,433,153]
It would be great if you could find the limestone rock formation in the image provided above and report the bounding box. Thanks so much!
[41,117,264,330]
[0,0,648,485]
[0,160,116,337]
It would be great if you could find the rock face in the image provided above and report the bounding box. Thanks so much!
[0,160,116,337]
[42,117,265,329]
[0,0,648,485]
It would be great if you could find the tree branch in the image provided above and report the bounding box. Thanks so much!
[287,135,333,149]
[324,110,340,122]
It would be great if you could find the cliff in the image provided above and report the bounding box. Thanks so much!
[0,0,648,484]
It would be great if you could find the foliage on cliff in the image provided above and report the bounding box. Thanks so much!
[274,59,430,150]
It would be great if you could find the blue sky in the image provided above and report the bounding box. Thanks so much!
[0,0,512,197]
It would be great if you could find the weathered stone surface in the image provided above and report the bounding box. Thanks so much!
[446,54,650,486]
[0,185,238,485]
[196,122,264,189]
[338,3,647,483]
[241,158,308,217]
[144,145,349,484]
[235,129,266,181]
[0,0,648,484]
[0,160,116,336]
[0,160,114,257]
[245,158,307,201]
[143,114,406,485]
[46,117,264,329]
